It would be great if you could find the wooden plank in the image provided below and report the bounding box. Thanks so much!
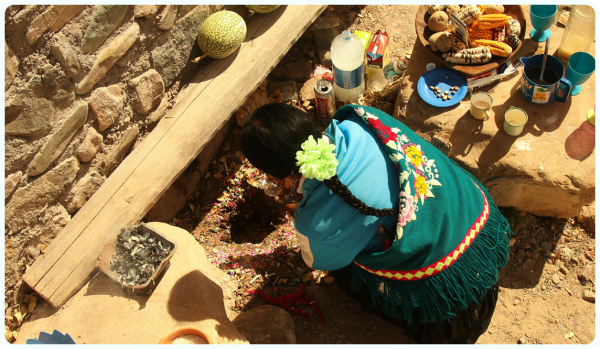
[23,5,326,307]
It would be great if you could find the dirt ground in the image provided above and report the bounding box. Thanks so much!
[6,5,595,344]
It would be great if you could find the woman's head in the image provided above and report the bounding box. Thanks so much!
[240,103,321,179]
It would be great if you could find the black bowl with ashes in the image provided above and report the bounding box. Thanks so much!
[97,223,177,295]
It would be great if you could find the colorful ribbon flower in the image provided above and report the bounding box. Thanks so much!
[295,135,338,181]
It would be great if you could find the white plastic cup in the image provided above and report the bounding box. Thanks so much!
[470,92,493,120]
[504,107,528,136]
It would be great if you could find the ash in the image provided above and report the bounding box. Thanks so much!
[109,225,172,287]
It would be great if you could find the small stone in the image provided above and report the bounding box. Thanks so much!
[516,241,530,250]
[76,127,103,162]
[5,171,23,199]
[559,265,569,275]
[5,95,55,136]
[147,97,170,124]
[26,5,85,45]
[557,280,568,288]
[129,69,164,115]
[76,23,140,94]
[222,141,231,152]
[65,170,104,213]
[28,103,88,176]
[5,43,19,91]
[543,249,553,258]
[89,85,126,131]
[552,273,561,284]
[518,338,526,344]
[582,290,595,303]
[541,241,553,251]
[513,298,520,306]
[50,33,80,77]
[509,237,516,247]
[100,125,140,177]
[578,264,593,283]
[585,251,595,261]
[323,276,334,284]
[133,5,160,18]
[157,5,178,30]
[81,5,129,54]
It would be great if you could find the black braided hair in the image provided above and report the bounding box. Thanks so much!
[323,174,399,218]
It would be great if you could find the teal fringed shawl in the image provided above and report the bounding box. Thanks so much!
[334,105,512,324]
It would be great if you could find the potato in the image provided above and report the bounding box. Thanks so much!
[428,11,449,32]
[484,5,504,14]
[445,5,461,16]
[428,32,452,53]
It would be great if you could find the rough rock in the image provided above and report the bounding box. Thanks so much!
[541,241,552,251]
[65,170,105,213]
[579,203,595,234]
[393,24,594,218]
[100,125,140,177]
[89,85,126,131]
[552,273,561,285]
[235,80,270,126]
[562,247,575,260]
[178,5,197,18]
[76,128,103,162]
[578,264,593,283]
[151,5,211,87]
[81,5,129,54]
[232,305,296,344]
[272,62,313,83]
[28,103,88,176]
[268,81,298,102]
[50,33,80,77]
[299,76,322,104]
[5,157,79,232]
[76,23,140,95]
[585,251,595,261]
[157,5,178,30]
[133,5,160,18]
[319,49,333,69]
[129,69,164,115]
[582,290,595,303]
[148,97,170,124]
[26,5,85,45]
[27,64,75,110]
[5,95,55,136]
[5,42,19,90]
[15,222,249,344]
[5,171,23,199]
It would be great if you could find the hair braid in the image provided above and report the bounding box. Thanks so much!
[323,175,399,218]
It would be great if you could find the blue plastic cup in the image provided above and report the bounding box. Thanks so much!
[564,52,595,96]
[530,5,557,42]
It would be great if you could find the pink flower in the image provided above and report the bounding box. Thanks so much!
[397,191,415,227]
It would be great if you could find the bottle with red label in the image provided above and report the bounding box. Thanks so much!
[331,30,365,103]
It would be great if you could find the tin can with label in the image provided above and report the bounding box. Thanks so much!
[314,79,337,123]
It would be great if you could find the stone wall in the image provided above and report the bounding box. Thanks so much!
[4,4,224,305]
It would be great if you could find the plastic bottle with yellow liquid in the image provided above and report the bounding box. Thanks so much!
[557,5,595,62]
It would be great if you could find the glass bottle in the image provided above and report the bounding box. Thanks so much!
[557,5,595,63]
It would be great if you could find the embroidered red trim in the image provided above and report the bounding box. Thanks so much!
[354,185,490,281]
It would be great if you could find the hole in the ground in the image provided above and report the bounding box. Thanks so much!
[229,186,287,244]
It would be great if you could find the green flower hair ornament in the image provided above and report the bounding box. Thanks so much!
[295,135,339,181]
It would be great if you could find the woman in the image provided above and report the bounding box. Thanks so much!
[240,102,511,344]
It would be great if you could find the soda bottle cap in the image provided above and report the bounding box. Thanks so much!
[342,31,351,41]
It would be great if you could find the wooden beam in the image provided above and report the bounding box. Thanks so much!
[23,5,326,307]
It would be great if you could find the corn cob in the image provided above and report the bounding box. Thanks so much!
[477,5,487,14]
[506,19,521,36]
[449,34,467,52]
[456,5,481,26]
[427,5,447,14]
[443,46,492,64]
[468,24,494,41]
[471,39,513,57]
[472,14,513,30]
[493,25,506,42]
[506,33,521,49]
